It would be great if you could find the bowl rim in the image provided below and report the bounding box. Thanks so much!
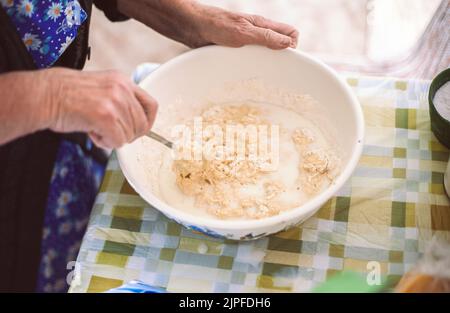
[117,45,365,231]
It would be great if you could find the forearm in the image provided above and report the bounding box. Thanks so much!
[117,0,298,50]
[117,0,207,47]
[0,70,53,145]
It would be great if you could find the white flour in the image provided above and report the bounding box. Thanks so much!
[433,81,450,120]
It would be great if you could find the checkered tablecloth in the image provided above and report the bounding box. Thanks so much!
[69,76,450,293]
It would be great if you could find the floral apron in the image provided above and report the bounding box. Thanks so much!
[0,0,105,292]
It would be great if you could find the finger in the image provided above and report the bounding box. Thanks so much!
[89,132,109,150]
[116,117,131,147]
[111,95,136,142]
[244,26,293,50]
[99,70,138,141]
[107,87,137,142]
[86,101,132,148]
[248,15,299,48]
[128,95,149,139]
[132,85,159,132]
[95,116,128,149]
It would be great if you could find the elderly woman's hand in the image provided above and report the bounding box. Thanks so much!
[0,68,158,149]
[188,4,299,49]
[47,68,158,149]
[118,0,299,50]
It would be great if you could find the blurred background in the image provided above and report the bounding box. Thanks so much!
[85,0,449,79]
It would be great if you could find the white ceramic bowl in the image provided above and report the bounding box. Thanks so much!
[117,45,364,240]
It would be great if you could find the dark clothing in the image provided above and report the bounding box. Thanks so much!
[0,0,127,292]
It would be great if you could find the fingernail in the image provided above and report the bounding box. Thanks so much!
[281,38,290,46]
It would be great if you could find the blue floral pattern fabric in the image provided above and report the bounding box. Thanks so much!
[36,141,105,292]
[0,0,87,68]
[1,0,104,292]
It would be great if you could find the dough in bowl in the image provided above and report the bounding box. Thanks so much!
[155,80,341,220]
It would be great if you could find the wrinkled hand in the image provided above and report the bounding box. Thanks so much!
[189,4,299,50]
[118,0,298,50]
[46,68,158,149]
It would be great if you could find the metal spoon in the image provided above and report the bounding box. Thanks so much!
[146,130,173,149]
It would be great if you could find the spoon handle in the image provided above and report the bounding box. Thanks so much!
[146,131,173,149]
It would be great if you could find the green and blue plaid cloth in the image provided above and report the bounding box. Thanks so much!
[69,76,450,293]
